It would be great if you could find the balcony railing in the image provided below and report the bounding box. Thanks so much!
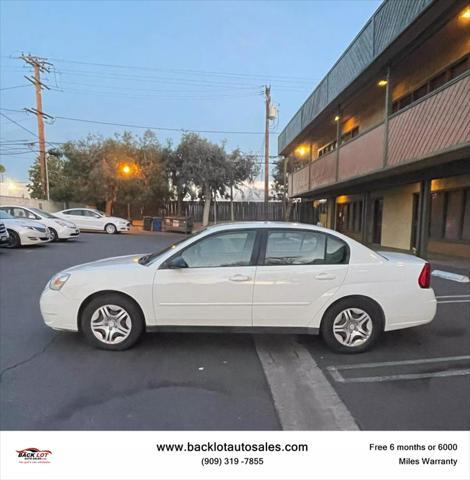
[288,74,470,197]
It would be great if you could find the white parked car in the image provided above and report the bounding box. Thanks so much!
[0,205,80,241]
[0,220,9,246]
[54,208,130,234]
[40,222,437,353]
[0,210,52,248]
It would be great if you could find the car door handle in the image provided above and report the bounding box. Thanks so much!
[229,274,252,282]
[315,272,336,280]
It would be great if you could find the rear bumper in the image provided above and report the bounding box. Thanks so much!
[384,288,437,331]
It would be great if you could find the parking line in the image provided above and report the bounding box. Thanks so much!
[431,270,470,283]
[327,355,470,384]
[436,295,470,298]
[437,300,470,304]
[328,368,470,383]
[256,336,358,430]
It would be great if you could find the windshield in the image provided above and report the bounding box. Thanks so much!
[138,229,205,266]
[30,208,58,219]
[0,210,14,219]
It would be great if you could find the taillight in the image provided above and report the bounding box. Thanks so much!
[418,262,431,288]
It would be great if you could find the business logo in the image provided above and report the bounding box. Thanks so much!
[16,448,52,463]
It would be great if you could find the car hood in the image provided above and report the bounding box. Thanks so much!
[53,218,76,228]
[2,218,47,229]
[65,254,145,273]
[104,216,128,223]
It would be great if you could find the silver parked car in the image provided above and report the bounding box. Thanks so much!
[0,210,51,248]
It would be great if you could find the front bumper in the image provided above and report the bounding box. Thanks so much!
[40,287,80,331]
[20,230,51,245]
[0,234,9,244]
[117,223,131,232]
[57,226,80,239]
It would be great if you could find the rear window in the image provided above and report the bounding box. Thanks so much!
[264,230,349,265]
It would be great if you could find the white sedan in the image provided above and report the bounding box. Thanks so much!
[54,208,130,234]
[0,210,51,247]
[0,205,79,241]
[40,222,436,353]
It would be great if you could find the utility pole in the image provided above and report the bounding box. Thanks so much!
[21,54,53,200]
[264,85,271,216]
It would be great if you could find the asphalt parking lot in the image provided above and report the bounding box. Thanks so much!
[0,232,469,430]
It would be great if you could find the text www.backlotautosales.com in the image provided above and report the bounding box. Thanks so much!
[156,442,308,467]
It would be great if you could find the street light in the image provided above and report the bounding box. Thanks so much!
[118,162,139,177]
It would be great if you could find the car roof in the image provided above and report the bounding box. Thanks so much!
[203,221,333,234]
[0,205,33,210]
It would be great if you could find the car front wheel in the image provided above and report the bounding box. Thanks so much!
[6,229,21,248]
[80,293,144,350]
[105,223,117,234]
[49,228,59,241]
[320,298,383,353]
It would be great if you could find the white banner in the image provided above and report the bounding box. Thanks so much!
[1,431,468,480]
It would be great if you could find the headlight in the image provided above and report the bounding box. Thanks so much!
[55,220,69,227]
[49,273,71,291]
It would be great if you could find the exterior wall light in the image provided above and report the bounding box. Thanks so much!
[377,79,388,87]
[459,6,470,21]
[334,115,340,122]
[295,146,307,156]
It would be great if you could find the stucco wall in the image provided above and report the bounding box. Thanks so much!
[380,183,420,250]
[0,196,85,213]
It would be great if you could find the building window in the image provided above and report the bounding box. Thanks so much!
[429,188,470,243]
[392,54,469,114]
[318,140,337,157]
[341,126,359,144]
[450,57,468,79]
[336,200,363,235]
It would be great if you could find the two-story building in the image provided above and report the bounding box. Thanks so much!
[280,0,469,259]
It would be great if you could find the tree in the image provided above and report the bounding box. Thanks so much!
[176,133,227,226]
[226,148,258,221]
[28,152,73,201]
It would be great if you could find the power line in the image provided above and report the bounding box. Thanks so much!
[0,112,38,138]
[0,84,30,91]
[53,114,278,135]
[42,56,316,84]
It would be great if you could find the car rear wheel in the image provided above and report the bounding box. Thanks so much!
[6,229,21,248]
[320,297,383,353]
[80,293,145,350]
[105,223,117,234]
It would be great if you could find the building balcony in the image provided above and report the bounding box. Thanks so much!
[288,73,470,198]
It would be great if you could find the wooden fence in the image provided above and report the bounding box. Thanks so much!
[112,201,286,223]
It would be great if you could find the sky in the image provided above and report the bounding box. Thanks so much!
[0,0,381,183]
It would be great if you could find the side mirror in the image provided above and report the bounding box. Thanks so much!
[166,255,188,269]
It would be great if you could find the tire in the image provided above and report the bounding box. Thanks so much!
[80,293,145,350]
[49,228,59,242]
[105,223,117,234]
[320,297,384,353]
[6,229,21,248]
